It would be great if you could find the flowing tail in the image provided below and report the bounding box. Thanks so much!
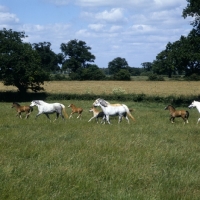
[61,104,69,119]
[123,105,135,121]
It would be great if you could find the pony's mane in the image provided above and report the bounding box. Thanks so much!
[13,102,20,106]
[168,105,176,110]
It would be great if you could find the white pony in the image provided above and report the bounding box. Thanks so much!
[93,98,135,124]
[30,100,68,121]
[188,100,200,124]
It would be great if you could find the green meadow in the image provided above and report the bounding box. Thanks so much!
[0,100,200,200]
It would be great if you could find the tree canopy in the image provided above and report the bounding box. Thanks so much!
[108,57,129,75]
[0,28,49,93]
[32,42,60,72]
[60,39,95,73]
[182,0,200,28]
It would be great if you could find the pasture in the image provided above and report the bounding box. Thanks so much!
[1,80,200,96]
[1,100,200,199]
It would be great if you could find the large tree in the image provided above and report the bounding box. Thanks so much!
[32,42,60,72]
[0,28,49,93]
[108,57,129,75]
[60,39,95,74]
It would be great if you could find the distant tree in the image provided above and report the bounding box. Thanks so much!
[60,39,95,76]
[32,42,60,72]
[152,32,200,77]
[0,28,49,93]
[129,67,142,76]
[108,57,129,75]
[79,65,106,80]
[113,69,131,80]
[141,62,153,72]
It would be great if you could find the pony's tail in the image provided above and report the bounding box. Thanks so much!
[61,104,69,119]
[123,105,135,121]
[127,112,135,121]
[186,110,189,119]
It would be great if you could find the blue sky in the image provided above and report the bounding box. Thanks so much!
[0,0,192,68]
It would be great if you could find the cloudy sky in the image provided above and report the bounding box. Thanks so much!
[0,0,192,68]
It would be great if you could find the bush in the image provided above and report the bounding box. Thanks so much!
[113,69,131,80]
[112,87,126,95]
[147,74,164,81]
[50,74,69,81]
[184,73,200,81]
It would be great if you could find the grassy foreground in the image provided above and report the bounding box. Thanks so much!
[0,100,200,200]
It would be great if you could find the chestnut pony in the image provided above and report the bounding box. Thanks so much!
[164,105,189,124]
[68,104,83,119]
[12,102,33,119]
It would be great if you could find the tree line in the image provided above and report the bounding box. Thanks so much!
[0,0,199,93]
[147,0,200,79]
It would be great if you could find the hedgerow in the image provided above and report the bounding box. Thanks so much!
[1,91,199,107]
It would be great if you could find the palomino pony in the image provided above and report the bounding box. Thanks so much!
[164,105,189,124]
[30,100,68,121]
[88,106,105,123]
[93,98,135,124]
[68,104,83,119]
[188,100,200,124]
[12,102,33,119]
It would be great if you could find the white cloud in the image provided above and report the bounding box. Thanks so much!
[0,11,19,24]
[88,24,105,31]
[109,25,122,32]
[95,8,127,23]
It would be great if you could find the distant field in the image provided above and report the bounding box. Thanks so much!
[0,81,200,96]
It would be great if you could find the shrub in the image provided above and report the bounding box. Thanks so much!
[184,73,200,81]
[147,74,164,81]
[112,87,126,95]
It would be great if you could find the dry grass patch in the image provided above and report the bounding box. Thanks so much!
[0,81,200,96]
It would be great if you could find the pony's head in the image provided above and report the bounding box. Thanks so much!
[30,100,40,107]
[164,105,174,110]
[93,98,108,107]
[12,102,20,108]
[188,101,197,109]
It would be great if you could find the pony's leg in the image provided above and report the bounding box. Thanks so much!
[118,116,123,123]
[26,111,30,119]
[44,114,52,121]
[170,117,174,123]
[69,113,73,119]
[77,112,81,119]
[101,116,106,124]
[88,116,95,122]
[19,112,22,119]
[106,115,111,124]
[197,118,200,124]
[59,110,65,120]
[125,116,130,124]
[53,113,59,122]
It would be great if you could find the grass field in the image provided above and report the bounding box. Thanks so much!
[0,80,200,96]
[1,100,200,200]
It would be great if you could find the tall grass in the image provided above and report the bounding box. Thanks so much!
[0,100,200,199]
